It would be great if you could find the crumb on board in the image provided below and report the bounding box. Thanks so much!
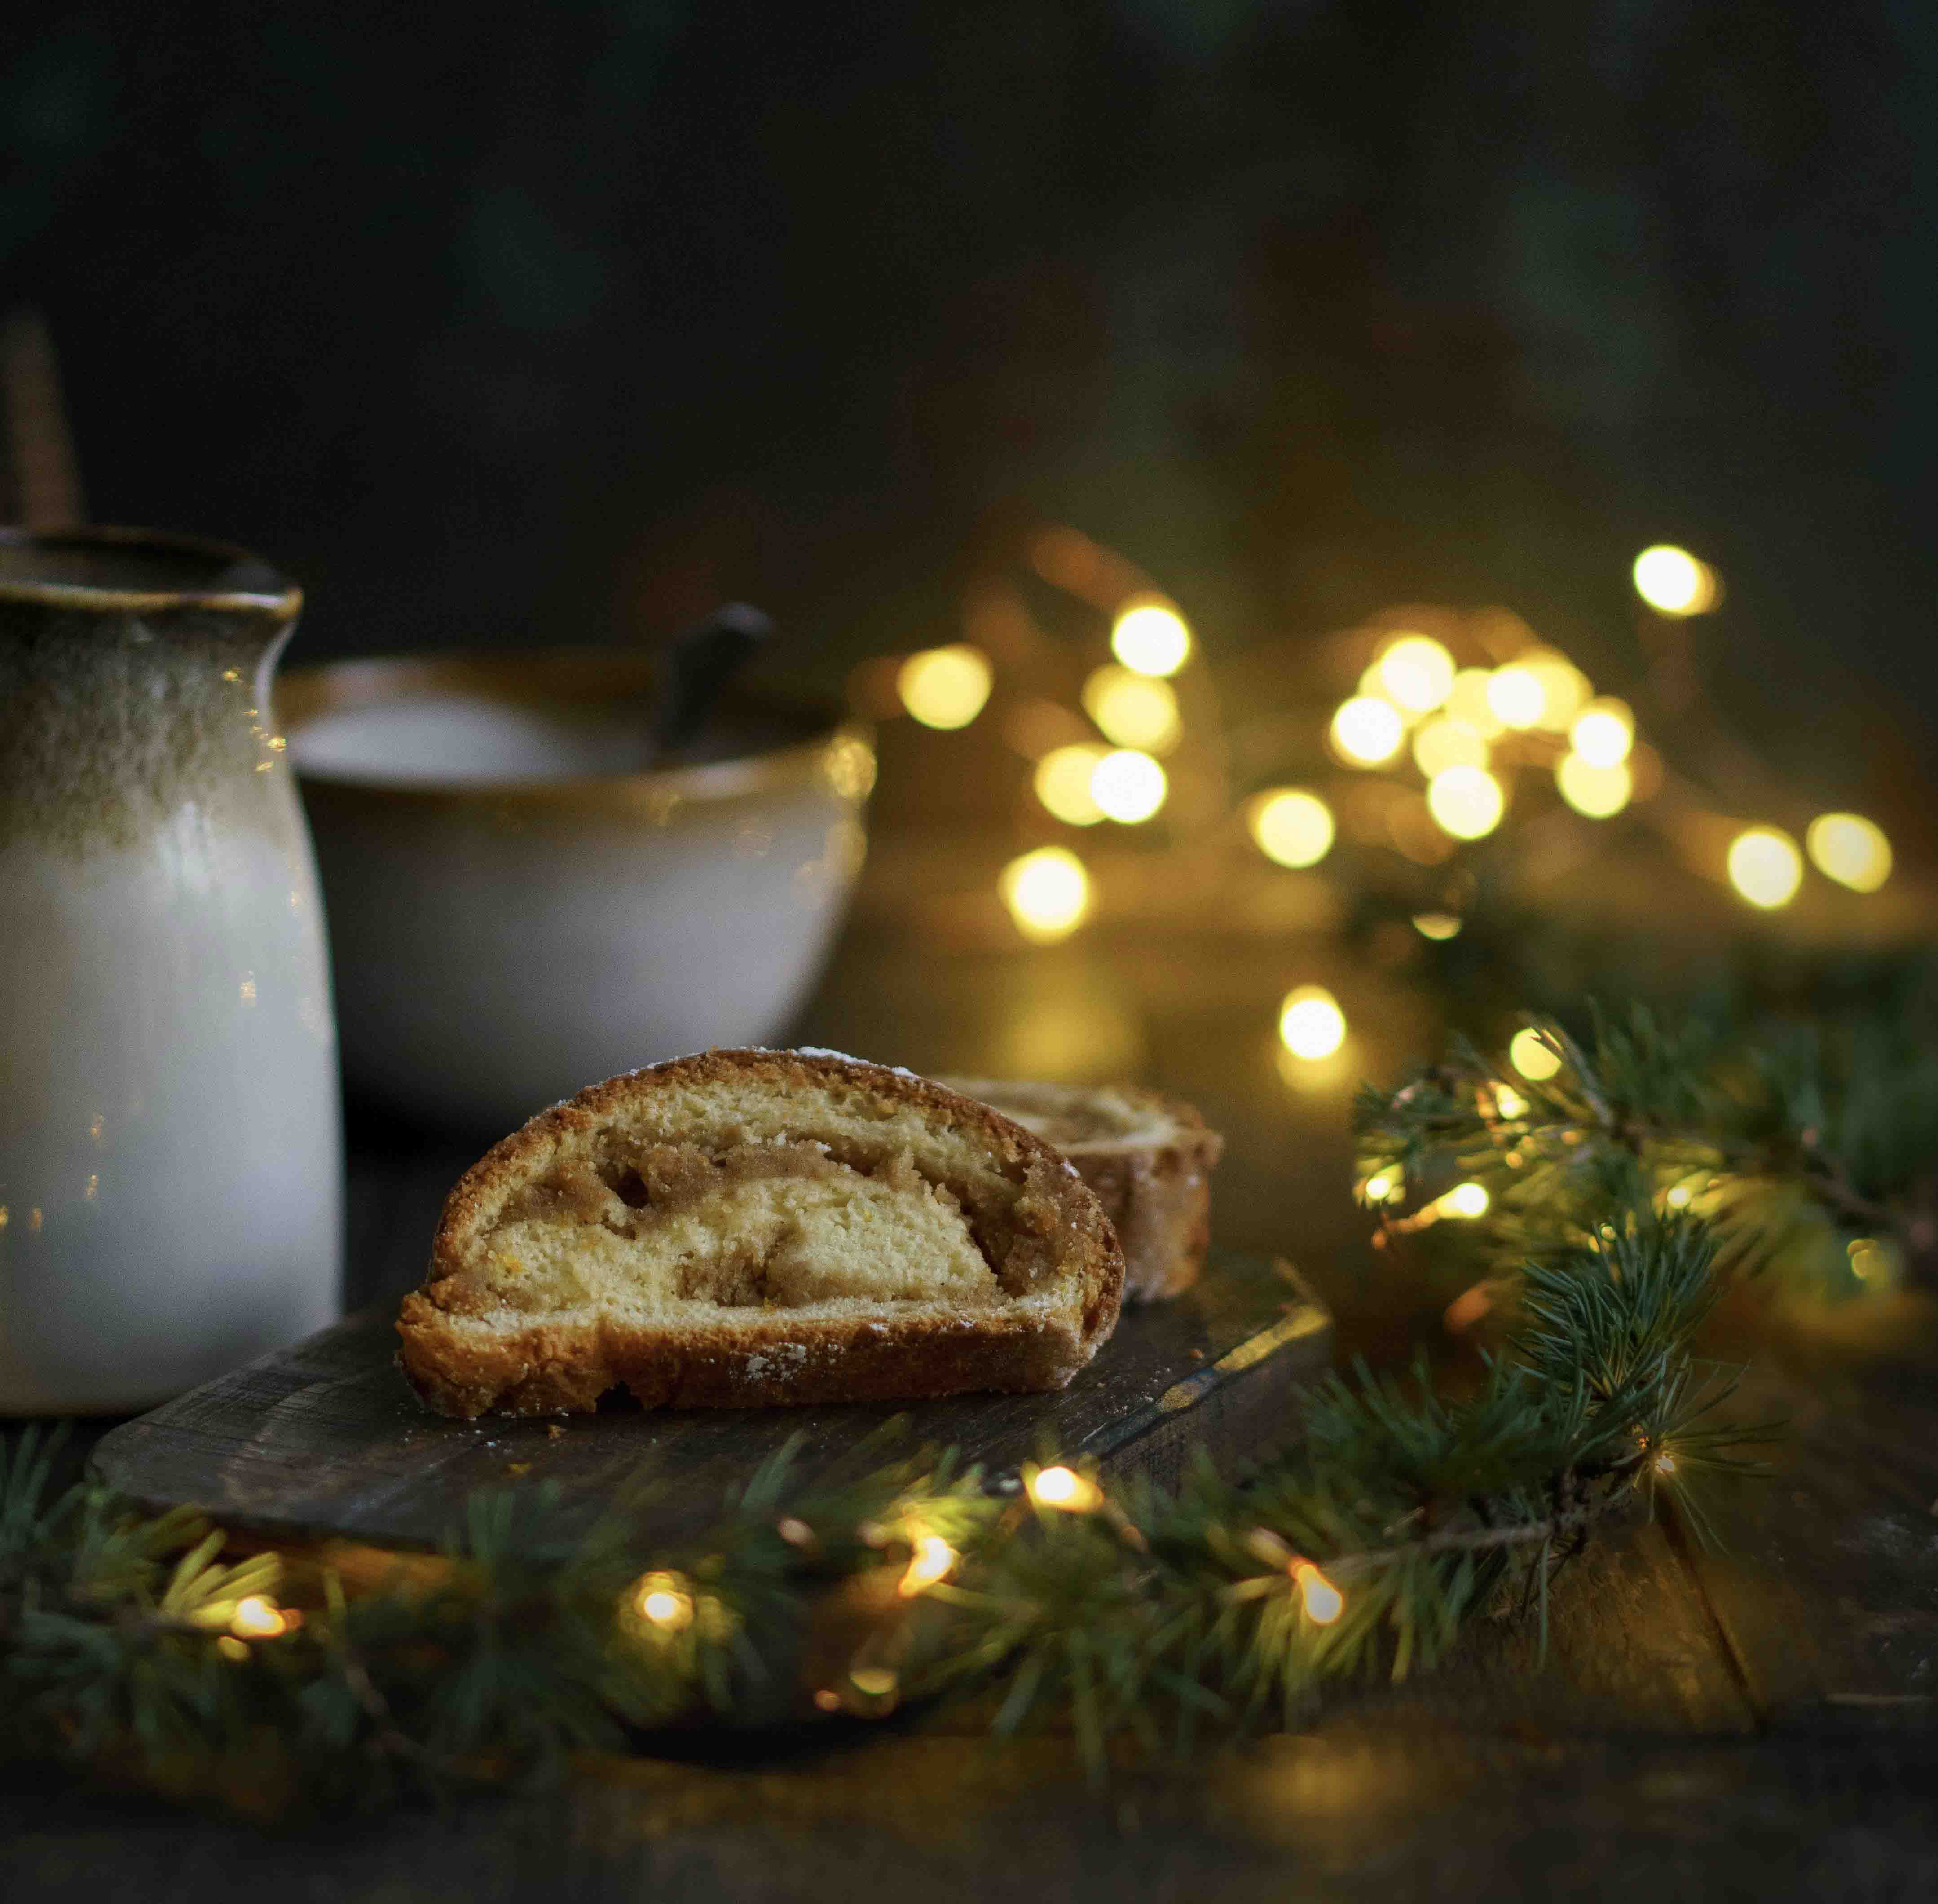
[504,1460,532,1476]
[1187,1347,1206,1362]
[546,1422,566,1439]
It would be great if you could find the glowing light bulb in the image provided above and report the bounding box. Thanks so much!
[1665,1184,1692,1209]
[1000,847,1091,942]
[1493,1084,1529,1119]
[898,1531,957,1597]
[1654,1452,1677,1476]
[1361,1173,1396,1203]
[1034,744,1108,825]
[1847,1237,1894,1285]
[1278,985,1346,1060]
[1510,1027,1562,1080]
[1525,653,1590,732]
[897,645,993,729]
[1426,764,1504,839]
[1029,1465,1101,1512]
[1411,716,1489,778]
[1377,635,1456,713]
[230,1596,288,1640]
[1806,812,1892,893]
[1555,753,1633,818]
[1485,666,1546,730]
[1081,665,1182,753]
[1442,1181,1489,1219]
[1330,695,1405,766]
[1727,827,1803,909]
[1110,599,1191,677]
[1089,748,1167,822]
[1446,668,1505,737]
[1249,788,1335,868]
[635,1572,695,1630]
[1412,911,1463,940]
[1633,545,1718,616]
[1569,698,1634,767]
[1292,1560,1344,1626]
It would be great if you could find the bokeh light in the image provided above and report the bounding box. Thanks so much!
[1090,748,1167,822]
[1806,812,1892,893]
[1412,716,1490,778]
[1000,847,1091,941]
[1033,744,1108,825]
[1248,788,1335,868]
[1446,668,1506,737]
[1110,599,1192,677]
[1510,1027,1563,1080]
[897,644,992,729]
[1294,1559,1344,1625]
[1525,653,1591,732]
[1426,764,1505,839]
[1484,665,1545,730]
[1441,1181,1489,1219]
[1633,545,1719,616]
[1412,911,1463,940]
[1726,827,1804,909]
[1278,984,1347,1060]
[1569,698,1634,767]
[1081,665,1182,753]
[1555,752,1633,818]
[1377,635,1456,713]
[1330,695,1405,766]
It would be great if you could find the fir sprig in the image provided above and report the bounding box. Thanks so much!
[0,1192,1771,1811]
[1354,997,1938,1294]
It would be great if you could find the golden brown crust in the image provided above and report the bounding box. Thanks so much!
[938,1080,1223,1302]
[397,1049,1124,1417]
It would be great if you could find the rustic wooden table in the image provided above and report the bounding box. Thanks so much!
[6,896,1938,1901]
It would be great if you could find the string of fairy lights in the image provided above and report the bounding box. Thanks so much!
[864,531,1898,1097]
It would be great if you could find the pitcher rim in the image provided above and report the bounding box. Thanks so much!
[0,525,303,616]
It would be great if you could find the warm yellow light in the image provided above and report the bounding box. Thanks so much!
[1442,1181,1489,1219]
[897,644,993,729]
[1412,910,1463,940]
[1377,635,1456,713]
[1847,1237,1894,1284]
[1362,1172,1397,1203]
[1806,812,1892,893]
[1727,827,1804,909]
[1000,847,1091,942]
[1033,745,1108,825]
[1426,764,1504,839]
[1029,1464,1102,1512]
[1555,753,1633,818]
[1278,984,1347,1061]
[898,1532,957,1597]
[1082,665,1182,753]
[1569,698,1634,767]
[1525,654,1591,732]
[1293,1559,1344,1626]
[1633,545,1718,616]
[1446,668,1505,737]
[230,1596,288,1640]
[635,1572,695,1630]
[1509,1027,1563,1080]
[1654,1452,1677,1476]
[1411,716,1489,778]
[1493,1084,1529,1119]
[1110,599,1192,677]
[1090,748,1167,822]
[1249,788,1335,868]
[1330,695,1405,766]
[1665,1183,1692,1209]
[1485,666,1546,730]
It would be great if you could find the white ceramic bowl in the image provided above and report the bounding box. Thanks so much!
[279,648,874,1132]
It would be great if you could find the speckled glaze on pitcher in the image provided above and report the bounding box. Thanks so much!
[0,529,341,1412]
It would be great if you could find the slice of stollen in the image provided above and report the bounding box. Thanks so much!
[938,1080,1223,1302]
[397,1049,1124,1418]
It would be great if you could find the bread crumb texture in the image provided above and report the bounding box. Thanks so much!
[398,1049,1123,1416]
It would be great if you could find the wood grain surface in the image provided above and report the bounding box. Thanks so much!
[89,1252,1333,1553]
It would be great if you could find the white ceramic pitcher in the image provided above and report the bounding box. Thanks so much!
[0,529,341,1412]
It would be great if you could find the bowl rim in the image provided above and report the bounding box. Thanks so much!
[0,525,302,616]
[277,646,869,805]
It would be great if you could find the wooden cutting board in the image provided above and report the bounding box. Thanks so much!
[91,1252,1332,1554]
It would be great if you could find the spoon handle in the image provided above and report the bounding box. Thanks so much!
[650,602,776,759]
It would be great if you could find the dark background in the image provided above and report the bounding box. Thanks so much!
[7,0,1935,794]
